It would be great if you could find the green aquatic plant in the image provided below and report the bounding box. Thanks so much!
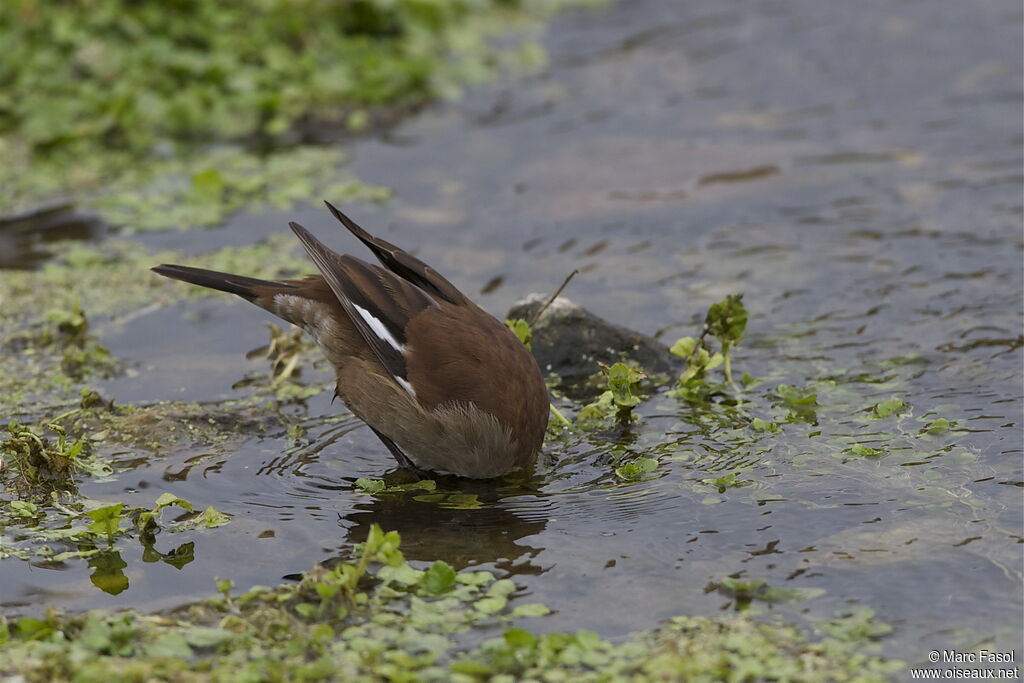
[749,417,780,433]
[94,146,392,233]
[577,362,646,428]
[86,503,127,544]
[0,0,564,221]
[0,419,109,494]
[504,318,533,350]
[422,561,459,597]
[701,471,753,493]
[0,235,315,414]
[849,443,885,458]
[615,457,659,482]
[10,301,121,383]
[817,608,894,643]
[773,383,819,424]
[0,488,228,572]
[871,396,907,418]
[0,526,901,682]
[715,577,825,611]
[2,0,547,158]
[354,478,438,495]
[704,293,748,386]
[670,293,749,400]
[920,417,953,435]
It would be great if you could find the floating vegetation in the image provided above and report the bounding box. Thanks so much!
[1,419,109,496]
[0,235,313,414]
[0,525,901,681]
[0,0,567,225]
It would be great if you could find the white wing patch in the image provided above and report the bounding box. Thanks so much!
[353,304,405,353]
[273,294,417,400]
[395,376,417,398]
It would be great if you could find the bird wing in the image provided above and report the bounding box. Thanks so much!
[324,201,469,306]
[289,221,436,398]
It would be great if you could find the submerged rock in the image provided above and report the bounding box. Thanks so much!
[507,294,677,399]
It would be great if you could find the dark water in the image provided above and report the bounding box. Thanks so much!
[3,0,1022,669]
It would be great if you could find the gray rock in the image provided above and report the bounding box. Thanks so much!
[506,294,678,399]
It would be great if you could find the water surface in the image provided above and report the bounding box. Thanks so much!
[2,0,1021,669]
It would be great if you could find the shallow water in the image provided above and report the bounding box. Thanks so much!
[2,0,1022,669]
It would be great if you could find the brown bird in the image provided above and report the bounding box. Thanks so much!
[152,203,548,478]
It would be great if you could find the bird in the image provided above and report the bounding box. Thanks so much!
[151,202,549,479]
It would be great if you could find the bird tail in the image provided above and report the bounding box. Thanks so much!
[151,264,295,302]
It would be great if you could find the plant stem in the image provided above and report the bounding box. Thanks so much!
[549,404,573,430]
[722,344,739,390]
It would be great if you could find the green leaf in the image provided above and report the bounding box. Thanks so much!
[355,478,436,494]
[615,458,658,481]
[511,603,551,618]
[605,362,645,408]
[850,444,884,457]
[314,582,340,601]
[9,500,39,517]
[776,384,817,409]
[354,478,386,493]
[669,336,697,358]
[719,577,824,605]
[191,168,225,201]
[475,596,507,614]
[154,492,192,511]
[422,560,457,596]
[139,493,194,531]
[65,440,85,460]
[456,570,495,586]
[376,563,424,586]
[293,603,317,618]
[504,627,538,647]
[504,318,533,349]
[750,418,779,433]
[872,397,907,418]
[194,506,230,528]
[487,579,517,597]
[818,608,894,642]
[775,384,819,424]
[87,503,126,540]
[142,631,193,659]
[922,418,952,434]
[13,617,52,640]
[450,660,493,676]
[575,630,603,650]
[183,627,233,648]
[575,403,609,429]
[702,472,751,493]
[705,294,748,346]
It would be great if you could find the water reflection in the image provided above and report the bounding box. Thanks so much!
[340,488,547,577]
[88,550,128,595]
